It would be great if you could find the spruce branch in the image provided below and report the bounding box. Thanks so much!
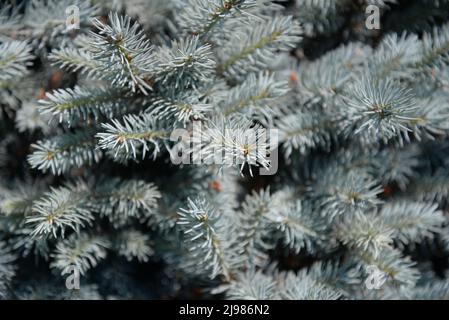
[335,214,394,259]
[356,248,419,287]
[409,96,449,140]
[1,0,448,301]
[89,12,156,94]
[0,3,22,38]
[369,33,420,80]
[294,43,370,106]
[313,168,383,219]
[392,280,449,300]
[277,109,333,157]
[178,197,239,281]
[295,0,350,36]
[0,241,16,298]
[371,145,420,190]
[28,129,101,175]
[50,233,109,276]
[4,0,100,45]
[225,270,276,300]
[222,72,289,118]
[177,0,260,37]
[379,201,445,245]
[96,113,169,160]
[9,226,51,260]
[15,101,52,133]
[153,36,216,91]
[341,76,419,143]
[0,180,45,221]
[146,93,213,125]
[49,47,104,78]
[416,23,449,69]
[217,15,302,79]
[279,272,342,300]
[267,198,324,253]
[0,40,33,81]
[25,185,93,238]
[301,262,358,295]
[408,169,449,204]
[39,86,131,124]
[117,230,153,262]
[367,0,397,7]
[238,189,273,265]
[193,116,272,176]
[92,179,161,226]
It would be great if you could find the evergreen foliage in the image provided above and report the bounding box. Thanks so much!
[1,0,449,300]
